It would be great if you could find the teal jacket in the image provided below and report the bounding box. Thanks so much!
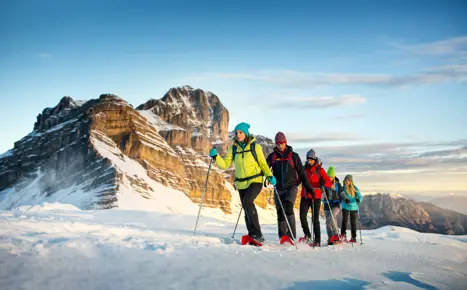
[341,185,362,211]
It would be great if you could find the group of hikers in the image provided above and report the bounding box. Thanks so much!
[208,122,362,246]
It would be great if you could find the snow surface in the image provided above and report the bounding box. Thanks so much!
[0,166,114,210]
[138,109,185,132]
[1,202,466,290]
[74,100,88,106]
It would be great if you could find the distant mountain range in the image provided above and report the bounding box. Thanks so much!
[359,193,467,235]
[428,195,467,215]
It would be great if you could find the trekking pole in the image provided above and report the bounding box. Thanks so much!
[358,208,363,245]
[193,157,213,236]
[321,186,344,243]
[231,207,243,238]
[273,186,299,251]
[310,199,314,249]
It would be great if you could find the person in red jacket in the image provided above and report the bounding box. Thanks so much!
[299,149,332,246]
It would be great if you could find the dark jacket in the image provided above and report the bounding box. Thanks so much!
[266,145,314,194]
[323,177,345,210]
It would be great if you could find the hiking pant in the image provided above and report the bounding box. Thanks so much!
[239,182,263,238]
[341,209,357,240]
[274,186,298,239]
[299,197,321,243]
[324,207,341,240]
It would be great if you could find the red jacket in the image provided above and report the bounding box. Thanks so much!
[301,164,332,199]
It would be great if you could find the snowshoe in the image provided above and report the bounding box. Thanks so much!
[298,236,313,244]
[328,234,343,245]
[279,236,294,245]
[339,234,348,242]
[241,235,262,247]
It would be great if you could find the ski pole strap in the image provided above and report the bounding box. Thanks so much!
[235,173,263,182]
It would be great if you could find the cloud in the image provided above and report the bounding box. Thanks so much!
[387,36,467,56]
[285,132,362,143]
[211,65,467,87]
[205,36,467,88]
[281,95,366,109]
[294,140,467,176]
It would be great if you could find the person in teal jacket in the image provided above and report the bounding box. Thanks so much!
[340,174,362,243]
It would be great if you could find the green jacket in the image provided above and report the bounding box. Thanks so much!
[215,136,273,190]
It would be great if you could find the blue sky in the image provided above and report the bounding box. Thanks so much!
[1,0,466,196]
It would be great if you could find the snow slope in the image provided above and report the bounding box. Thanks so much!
[1,203,466,290]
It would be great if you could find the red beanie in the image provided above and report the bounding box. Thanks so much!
[275,132,287,144]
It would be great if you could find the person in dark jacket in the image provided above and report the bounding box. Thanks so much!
[265,132,315,240]
[299,149,332,246]
[323,166,345,245]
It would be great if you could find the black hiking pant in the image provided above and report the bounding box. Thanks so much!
[341,209,357,240]
[299,197,321,244]
[239,182,263,239]
[274,186,298,239]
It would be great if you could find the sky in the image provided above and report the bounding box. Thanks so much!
[1,0,466,197]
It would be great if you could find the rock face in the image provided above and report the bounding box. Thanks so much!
[0,91,232,213]
[359,193,467,235]
[0,96,119,209]
[137,86,230,155]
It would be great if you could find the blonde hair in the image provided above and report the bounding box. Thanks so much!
[344,175,357,197]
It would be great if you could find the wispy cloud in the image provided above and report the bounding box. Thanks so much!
[210,65,467,87]
[295,139,467,175]
[280,95,366,109]
[387,36,467,56]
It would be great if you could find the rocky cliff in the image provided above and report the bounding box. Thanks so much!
[0,90,235,213]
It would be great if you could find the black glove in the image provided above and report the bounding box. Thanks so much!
[345,198,350,204]
[356,198,360,203]
[307,189,315,200]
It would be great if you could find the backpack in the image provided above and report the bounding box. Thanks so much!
[306,163,324,187]
[232,141,259,165]
[325,178,341,205]
[271,151,299,185]
[231,142,263,182]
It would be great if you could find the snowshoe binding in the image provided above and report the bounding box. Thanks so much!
[241,235,263,247]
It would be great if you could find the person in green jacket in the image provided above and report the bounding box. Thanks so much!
[209,122,275,242]
[341,174,362,243]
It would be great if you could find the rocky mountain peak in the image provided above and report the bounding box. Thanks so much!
[34,96,81,131]
[137,86,229,154]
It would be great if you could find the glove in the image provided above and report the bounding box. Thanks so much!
[356,198,360,203]
[267,176,276,186]
[345,198,350,204]
[310,190,315,200]
[209,147,218,159]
